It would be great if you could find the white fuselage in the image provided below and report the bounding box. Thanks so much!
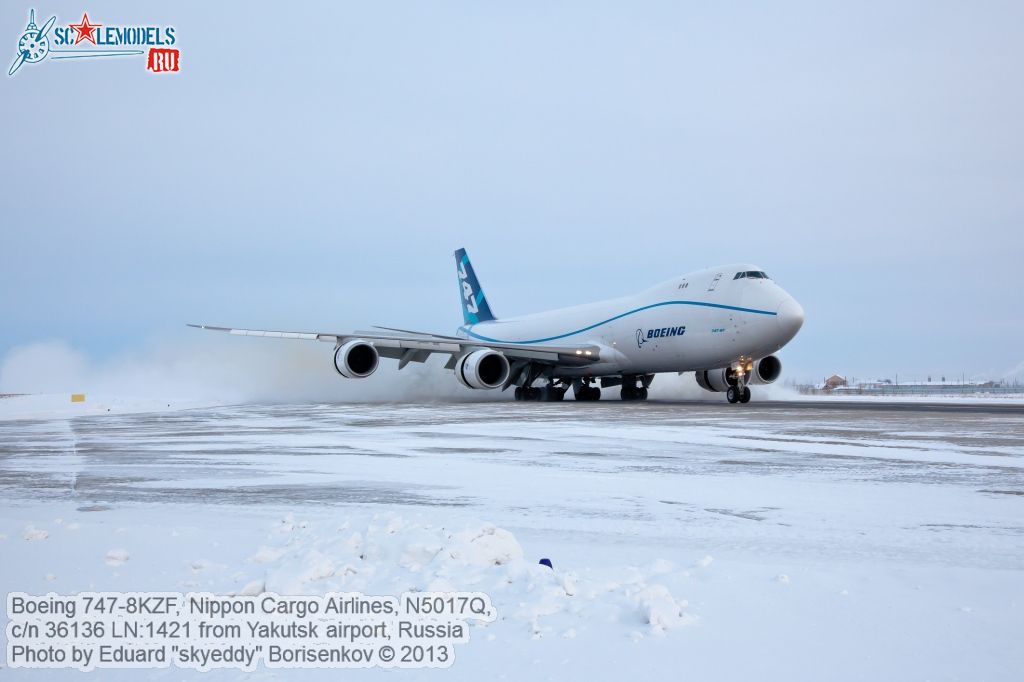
[456,264,804,378]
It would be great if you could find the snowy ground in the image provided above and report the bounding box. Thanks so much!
[1,401,1022,680]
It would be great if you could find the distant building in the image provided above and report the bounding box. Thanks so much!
[799,375,1022,397]
[824,375,847,390]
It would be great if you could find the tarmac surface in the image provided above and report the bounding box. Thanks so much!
[668,398,1024,414]
[1,399,1022,681]
[1,399,1022,511]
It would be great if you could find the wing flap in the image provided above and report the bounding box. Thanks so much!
[188,324,336,343]
[230,329,321,341]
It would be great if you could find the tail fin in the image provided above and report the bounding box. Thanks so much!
[454,248,496,325]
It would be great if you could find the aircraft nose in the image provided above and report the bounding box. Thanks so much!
[776,297,805,339]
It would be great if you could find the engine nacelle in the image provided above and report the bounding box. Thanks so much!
[333,340,379,379]
[455,349,510,390]
[749,355,782,385]
[696,356,782,392]
[695,367,740,393]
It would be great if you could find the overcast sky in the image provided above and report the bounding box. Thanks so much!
[3,1,1022,384]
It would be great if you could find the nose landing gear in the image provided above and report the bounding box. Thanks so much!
[726,386,751,404]
[726,363,753,404]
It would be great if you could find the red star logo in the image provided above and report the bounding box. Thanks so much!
[69,12,102,45]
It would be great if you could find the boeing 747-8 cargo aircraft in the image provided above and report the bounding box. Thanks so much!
[191,249,804,403]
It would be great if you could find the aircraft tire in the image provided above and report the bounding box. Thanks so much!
[740,387,751,403]
[544,386,565,401]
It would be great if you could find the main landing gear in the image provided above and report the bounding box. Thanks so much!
[513,386,535,401]
[513,366,567,401]
[512,363,568,401]
[512,372,653,403]
[514,384,567,401]
[573,379,601,401]
[619,374,651,401]
[621,386,648,400]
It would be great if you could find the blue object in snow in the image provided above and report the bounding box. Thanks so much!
[539,558,553,569]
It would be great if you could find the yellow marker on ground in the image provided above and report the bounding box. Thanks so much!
[71,394,85,403]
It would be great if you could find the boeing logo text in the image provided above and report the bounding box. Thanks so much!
[646,326,686,339]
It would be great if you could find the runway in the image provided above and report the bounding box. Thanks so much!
[2,399,1023,507]
[1,400,1022,680]
[664,398,1024,415]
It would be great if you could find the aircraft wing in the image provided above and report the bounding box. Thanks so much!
[186,324,601,367]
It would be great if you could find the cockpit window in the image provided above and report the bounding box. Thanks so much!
[734,271,770,280]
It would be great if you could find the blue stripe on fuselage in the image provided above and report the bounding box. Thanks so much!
[458,300,777,345]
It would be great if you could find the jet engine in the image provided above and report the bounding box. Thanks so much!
[749,355,782,385]
[696,355,782,392]
[455,349,510,390]
[333,340,379,378]
[695,367,739,393]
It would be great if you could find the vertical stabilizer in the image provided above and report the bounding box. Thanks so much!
[454,248,496,325]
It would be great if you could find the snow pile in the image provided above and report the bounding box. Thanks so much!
[105,548,130,567]
[22,526,49,541]
[254,514,695,638]
[633,584,689,633]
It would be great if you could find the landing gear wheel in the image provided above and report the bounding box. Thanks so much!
[740,387,751,403]
[726,386,739,404]
[515,386,544,401]
[620,386,649,401]
[544,386,566,401]
[575,386,600,401]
